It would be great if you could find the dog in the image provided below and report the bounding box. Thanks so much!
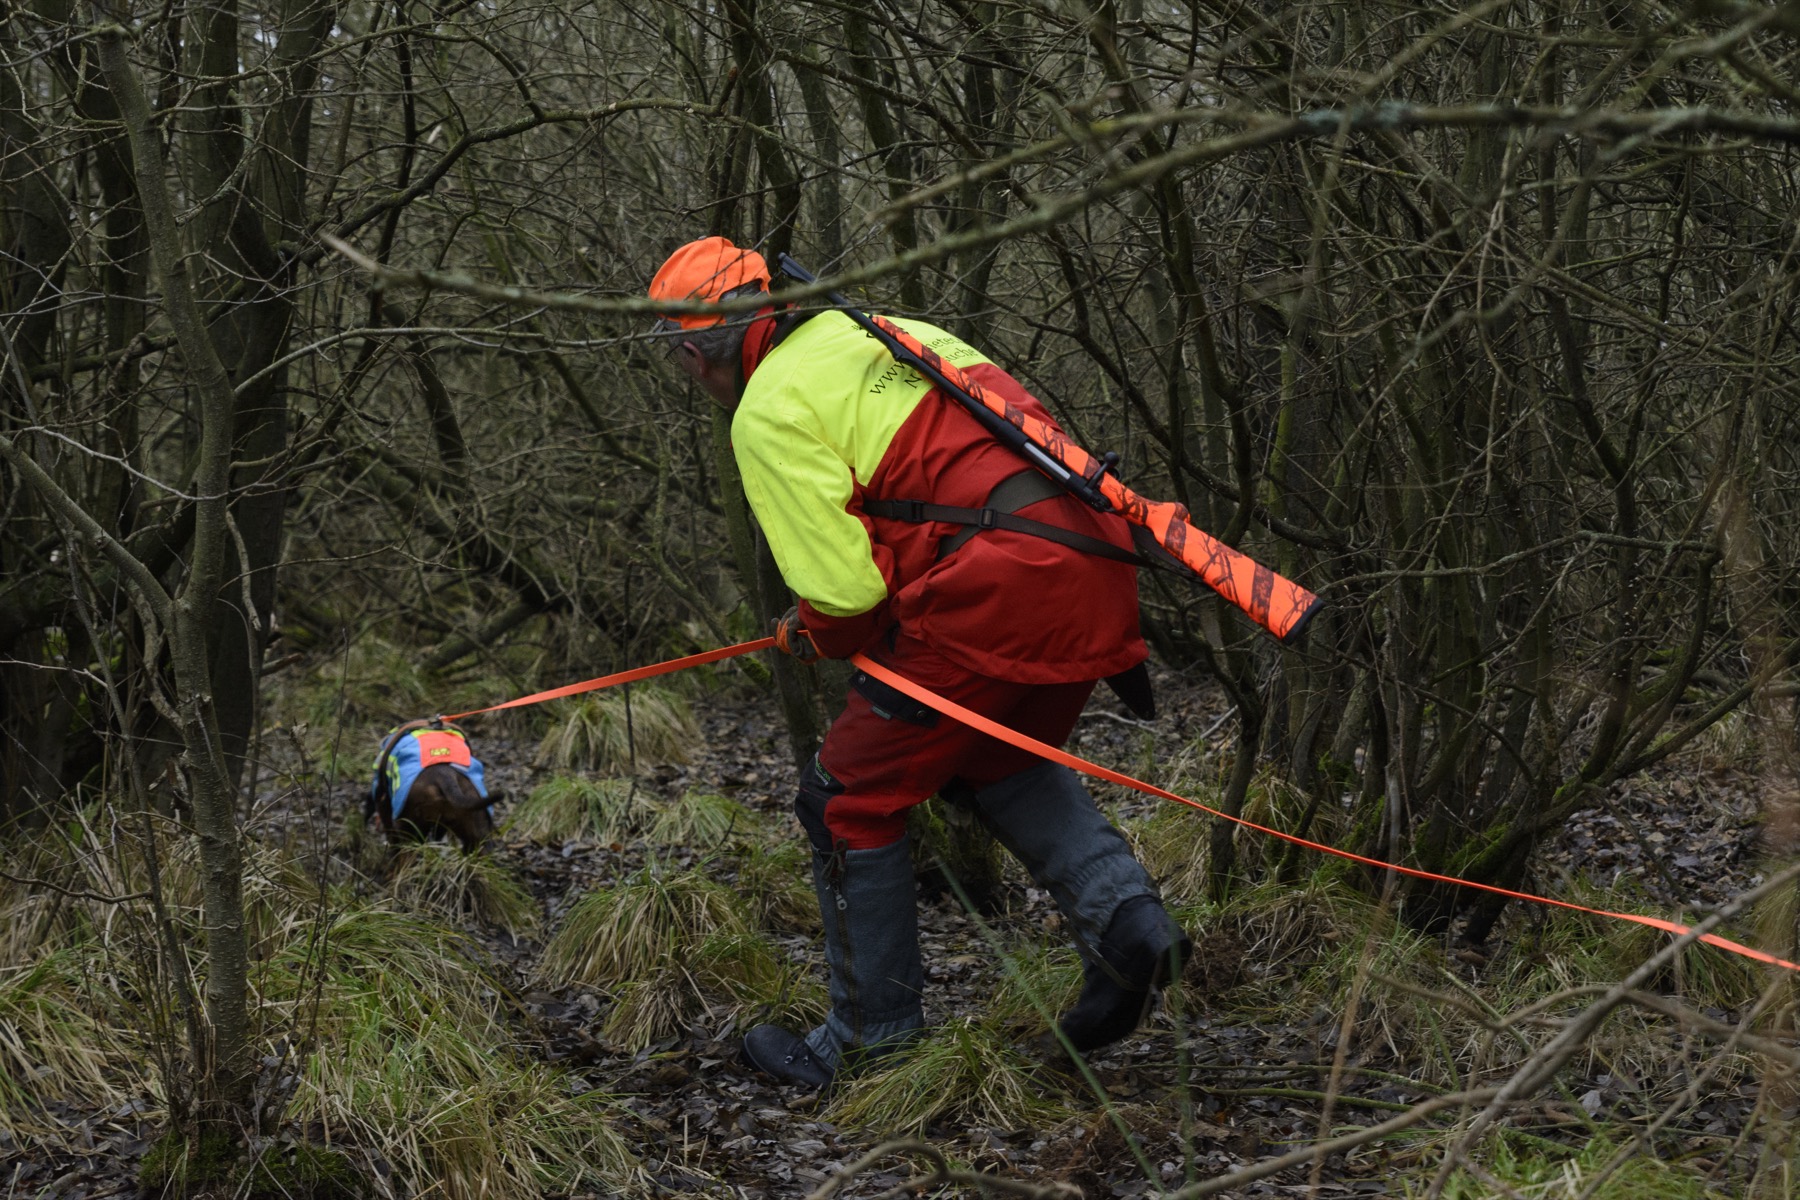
[366,721,498,852]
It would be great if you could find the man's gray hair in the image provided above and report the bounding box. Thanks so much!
[658,282,767,365]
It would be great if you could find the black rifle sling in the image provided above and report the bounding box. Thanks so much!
[865,470,1148,567]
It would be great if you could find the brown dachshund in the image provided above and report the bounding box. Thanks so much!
[366,722,499,851]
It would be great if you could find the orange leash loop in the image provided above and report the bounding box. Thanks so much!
[849,653,1800,974]
[438,637,777,721]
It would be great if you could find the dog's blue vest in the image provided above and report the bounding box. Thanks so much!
[370,726,489,821]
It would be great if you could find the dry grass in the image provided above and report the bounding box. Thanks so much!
[1690,709,1758,775]
[536,865,823,1049]
[1174,874,1465,1084]
[0,950,128,1134]
[602,931,826,1047]
[0,873,91,970]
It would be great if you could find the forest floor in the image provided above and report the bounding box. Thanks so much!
[4,655,1788,1199]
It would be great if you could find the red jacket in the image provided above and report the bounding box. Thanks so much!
[734,313,1145,684]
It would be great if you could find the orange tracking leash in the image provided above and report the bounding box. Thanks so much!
[439,637,777,721]
[443,637,1800,973]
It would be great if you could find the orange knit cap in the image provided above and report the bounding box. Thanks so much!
[648,237,770,330]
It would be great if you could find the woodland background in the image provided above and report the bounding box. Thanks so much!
[3,0,1800,1196]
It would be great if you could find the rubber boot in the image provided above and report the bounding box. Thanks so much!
[964,761,1189,1051]
[742,837,925,1084]
[804,837,926,1072]
[1055,894,1192,1052]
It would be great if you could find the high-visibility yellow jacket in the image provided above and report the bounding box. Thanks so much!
[733,310,1144,683]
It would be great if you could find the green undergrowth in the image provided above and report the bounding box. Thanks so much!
[140,1131,367,1199]
[648,790,758,849]
[1127,771,1331,908]
[508,778,759,852]
[385,842,541,938]
[907,797,1015,911]
[265,905,643,1198]
[506,775,657,845]
[1168,867,1775,1093]
[986,941,1084,1032]
[240,1141,368,1199]
[535,686,696,772]
[1414,1130,1734,1200]
[1498,877,1766,1011]
[4,821,642,1197]
[265,634,537,779]
[827,1018,1069,1135]
[138,1128,239,1195]
[339,809,390,879]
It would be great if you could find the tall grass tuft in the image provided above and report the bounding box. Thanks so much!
[506,776,657,845]
[647,791,757,849]
[1499,879,1766,1013]
[386,843,541,938]
[1127,802,1214,907]
[828,1018,1067,1135]
[1691,709,1757,774]
[730,839,820,932]
[1175,872,1465,1083]
[535,686,695,772]
[537,866,819,1048]
[601,931,825,1047]
[538,865,750,988]
[1129,775,1326,908]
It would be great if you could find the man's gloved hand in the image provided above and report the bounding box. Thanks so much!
[772,607,821,663]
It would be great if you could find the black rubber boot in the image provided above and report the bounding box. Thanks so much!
[784,760,927,1078]
[1054,895,1193,1053]
[741,1023,834,1089]
[801,837,926,1071]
